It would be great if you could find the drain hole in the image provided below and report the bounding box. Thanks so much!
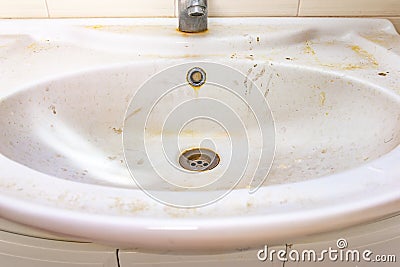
[187,67,206,87]
[179,148,220,172]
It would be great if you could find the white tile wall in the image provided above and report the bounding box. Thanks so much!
[299,0,400,16]
[0,0,48,18]
[389,18,400,33]
[46,0,174,18]
[0,0,398,33]
[207,0,298,17]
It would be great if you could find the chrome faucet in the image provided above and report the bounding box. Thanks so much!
[178,0,208,33]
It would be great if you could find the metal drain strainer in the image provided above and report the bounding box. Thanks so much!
[179,148,220,172]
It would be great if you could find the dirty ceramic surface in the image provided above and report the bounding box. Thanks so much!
[0,18,399,251]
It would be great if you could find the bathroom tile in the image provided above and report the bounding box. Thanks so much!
[208,0,299,17]
[120,248,284,266]
[46,0,174,18]
[299,0,400,16]
[0,0,48,18]
[388,17,400,33]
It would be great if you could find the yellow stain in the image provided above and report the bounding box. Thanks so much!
[27,43,37,49]
[304,41,316,55]
[319,92,326,106]
[350,45,379,67]
[85,25,105,30]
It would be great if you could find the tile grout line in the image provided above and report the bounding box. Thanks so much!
[296,0,301,16]
[174,0,177,17]
[44,0,50,18]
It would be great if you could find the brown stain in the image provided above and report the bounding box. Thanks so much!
[125,107,142,121]
[175,28,209,36]
[189,84,203,93]
[245,55,254,60]
[253,67,266,82]
[112,127,123,134]
[49,105,57,115]
[110,197,149,214]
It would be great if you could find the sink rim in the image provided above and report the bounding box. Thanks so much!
[0,145,399,250]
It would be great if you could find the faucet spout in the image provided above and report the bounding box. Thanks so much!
[187,0,206,17]
[178,0,208,33]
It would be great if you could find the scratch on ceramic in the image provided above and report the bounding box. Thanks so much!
[125,108,142,121]
[244,67,253,95]
[252,67,266,82]
[264,73,274,98]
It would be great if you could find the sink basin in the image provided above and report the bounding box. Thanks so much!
[0,18,399,252]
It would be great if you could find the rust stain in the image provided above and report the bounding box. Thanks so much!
[175,28,209,36]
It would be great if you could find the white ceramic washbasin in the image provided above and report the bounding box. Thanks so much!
[0,18,399,252]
